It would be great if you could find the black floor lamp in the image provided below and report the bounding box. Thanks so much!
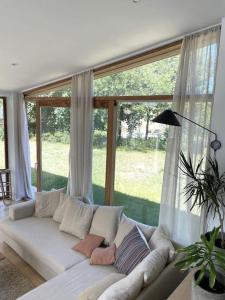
[151,109,221,152]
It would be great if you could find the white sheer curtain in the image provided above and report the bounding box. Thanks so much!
[15,94,33,200]
[68,70,93,203]
[159,26,221,245]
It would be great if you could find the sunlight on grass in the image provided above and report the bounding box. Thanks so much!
[28,140,165,225]
[29,140,164,204]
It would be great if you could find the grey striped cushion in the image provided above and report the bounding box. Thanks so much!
[114,225,150,274]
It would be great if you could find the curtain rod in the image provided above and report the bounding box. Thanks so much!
[21,22,221,94]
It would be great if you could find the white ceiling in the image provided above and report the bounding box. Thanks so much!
[0,0,225,92]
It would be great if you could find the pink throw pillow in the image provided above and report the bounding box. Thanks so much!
[72,234,104,257]
[90,243,116,265]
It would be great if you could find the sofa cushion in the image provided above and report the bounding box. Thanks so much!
[53,194,83,223]
[17,260,118,300]
[115,226,150,274]
[77,272,125,300]
[90,206,123,245]
[53,193,68,223]
[0,217,87,274]
[9,200,35,220]
[90,244,116,265]
[60,199,94,239]
[149,225,175,263]
[35,188,65,218]
[98,270,144,300]
[73,234,104,257]
[114,214,155,247]
[132,247,169,287]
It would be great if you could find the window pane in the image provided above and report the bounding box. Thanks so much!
[26,102,37,189]
[113,101,170,226]
[41,107,70,191]
[94,55,179,96]
[0,98,6,169]
[92,108,108,205]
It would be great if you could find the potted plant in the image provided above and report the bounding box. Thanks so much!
[175,226,225,299]
[179,151,225,249]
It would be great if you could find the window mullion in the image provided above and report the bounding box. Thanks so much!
[105,100,117,205]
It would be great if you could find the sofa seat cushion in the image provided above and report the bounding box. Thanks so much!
[17,260,118,300]
[0,217,87,274]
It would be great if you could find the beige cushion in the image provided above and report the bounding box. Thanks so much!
[53,193,68,223]
[9,200,35,220]
[114,214,155,247]
[133,247,169,287]
[53,193,83,223]
[90,206,123,245]
[59,199,94,239]
[149,225,175,263]
[98,270,143,300]
[35,188,65,218]
[77,273,125,300]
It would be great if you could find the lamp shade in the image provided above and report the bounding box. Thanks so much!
[151,109,181,126]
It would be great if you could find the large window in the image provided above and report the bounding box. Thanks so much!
[25,42,180,226]
[0,98,8,169]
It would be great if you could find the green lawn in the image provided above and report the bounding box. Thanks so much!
[1,140,165,226]
[30,140,165,225]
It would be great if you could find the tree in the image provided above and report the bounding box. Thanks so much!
[26,55,179,145]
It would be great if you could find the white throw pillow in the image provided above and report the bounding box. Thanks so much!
[59,199,94,239]
[35,188,65,218]
[77,273,125,300]
[53,193,83,223]
[114,214,155,247]
[149,225,175,263]
[89,206,124,245]
[53,193,67,223]
[132,247,169,287]
[98,270,143,300]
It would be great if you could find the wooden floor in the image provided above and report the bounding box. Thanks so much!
[0,202,45,288]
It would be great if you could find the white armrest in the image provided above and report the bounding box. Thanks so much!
[9,200,35,220]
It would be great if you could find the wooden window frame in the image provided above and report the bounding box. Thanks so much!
[25,95,173,201]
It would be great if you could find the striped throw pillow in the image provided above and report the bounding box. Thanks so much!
[114,225,150,274]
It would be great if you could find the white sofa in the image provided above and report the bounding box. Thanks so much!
[0,200,186,300]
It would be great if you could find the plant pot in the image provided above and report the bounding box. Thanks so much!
[191,271,225,300]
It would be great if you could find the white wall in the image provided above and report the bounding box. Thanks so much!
[208,17,225,229]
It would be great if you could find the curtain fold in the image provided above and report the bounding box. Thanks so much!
[15,94,33,200]
[68,70,93,203]
[159,26,221,245]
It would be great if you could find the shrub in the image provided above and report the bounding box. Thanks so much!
[42,132,70,144]
[93,130,107,148]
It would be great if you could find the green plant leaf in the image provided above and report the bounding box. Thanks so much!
[195,267,206,286]
[209,262,217,289]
